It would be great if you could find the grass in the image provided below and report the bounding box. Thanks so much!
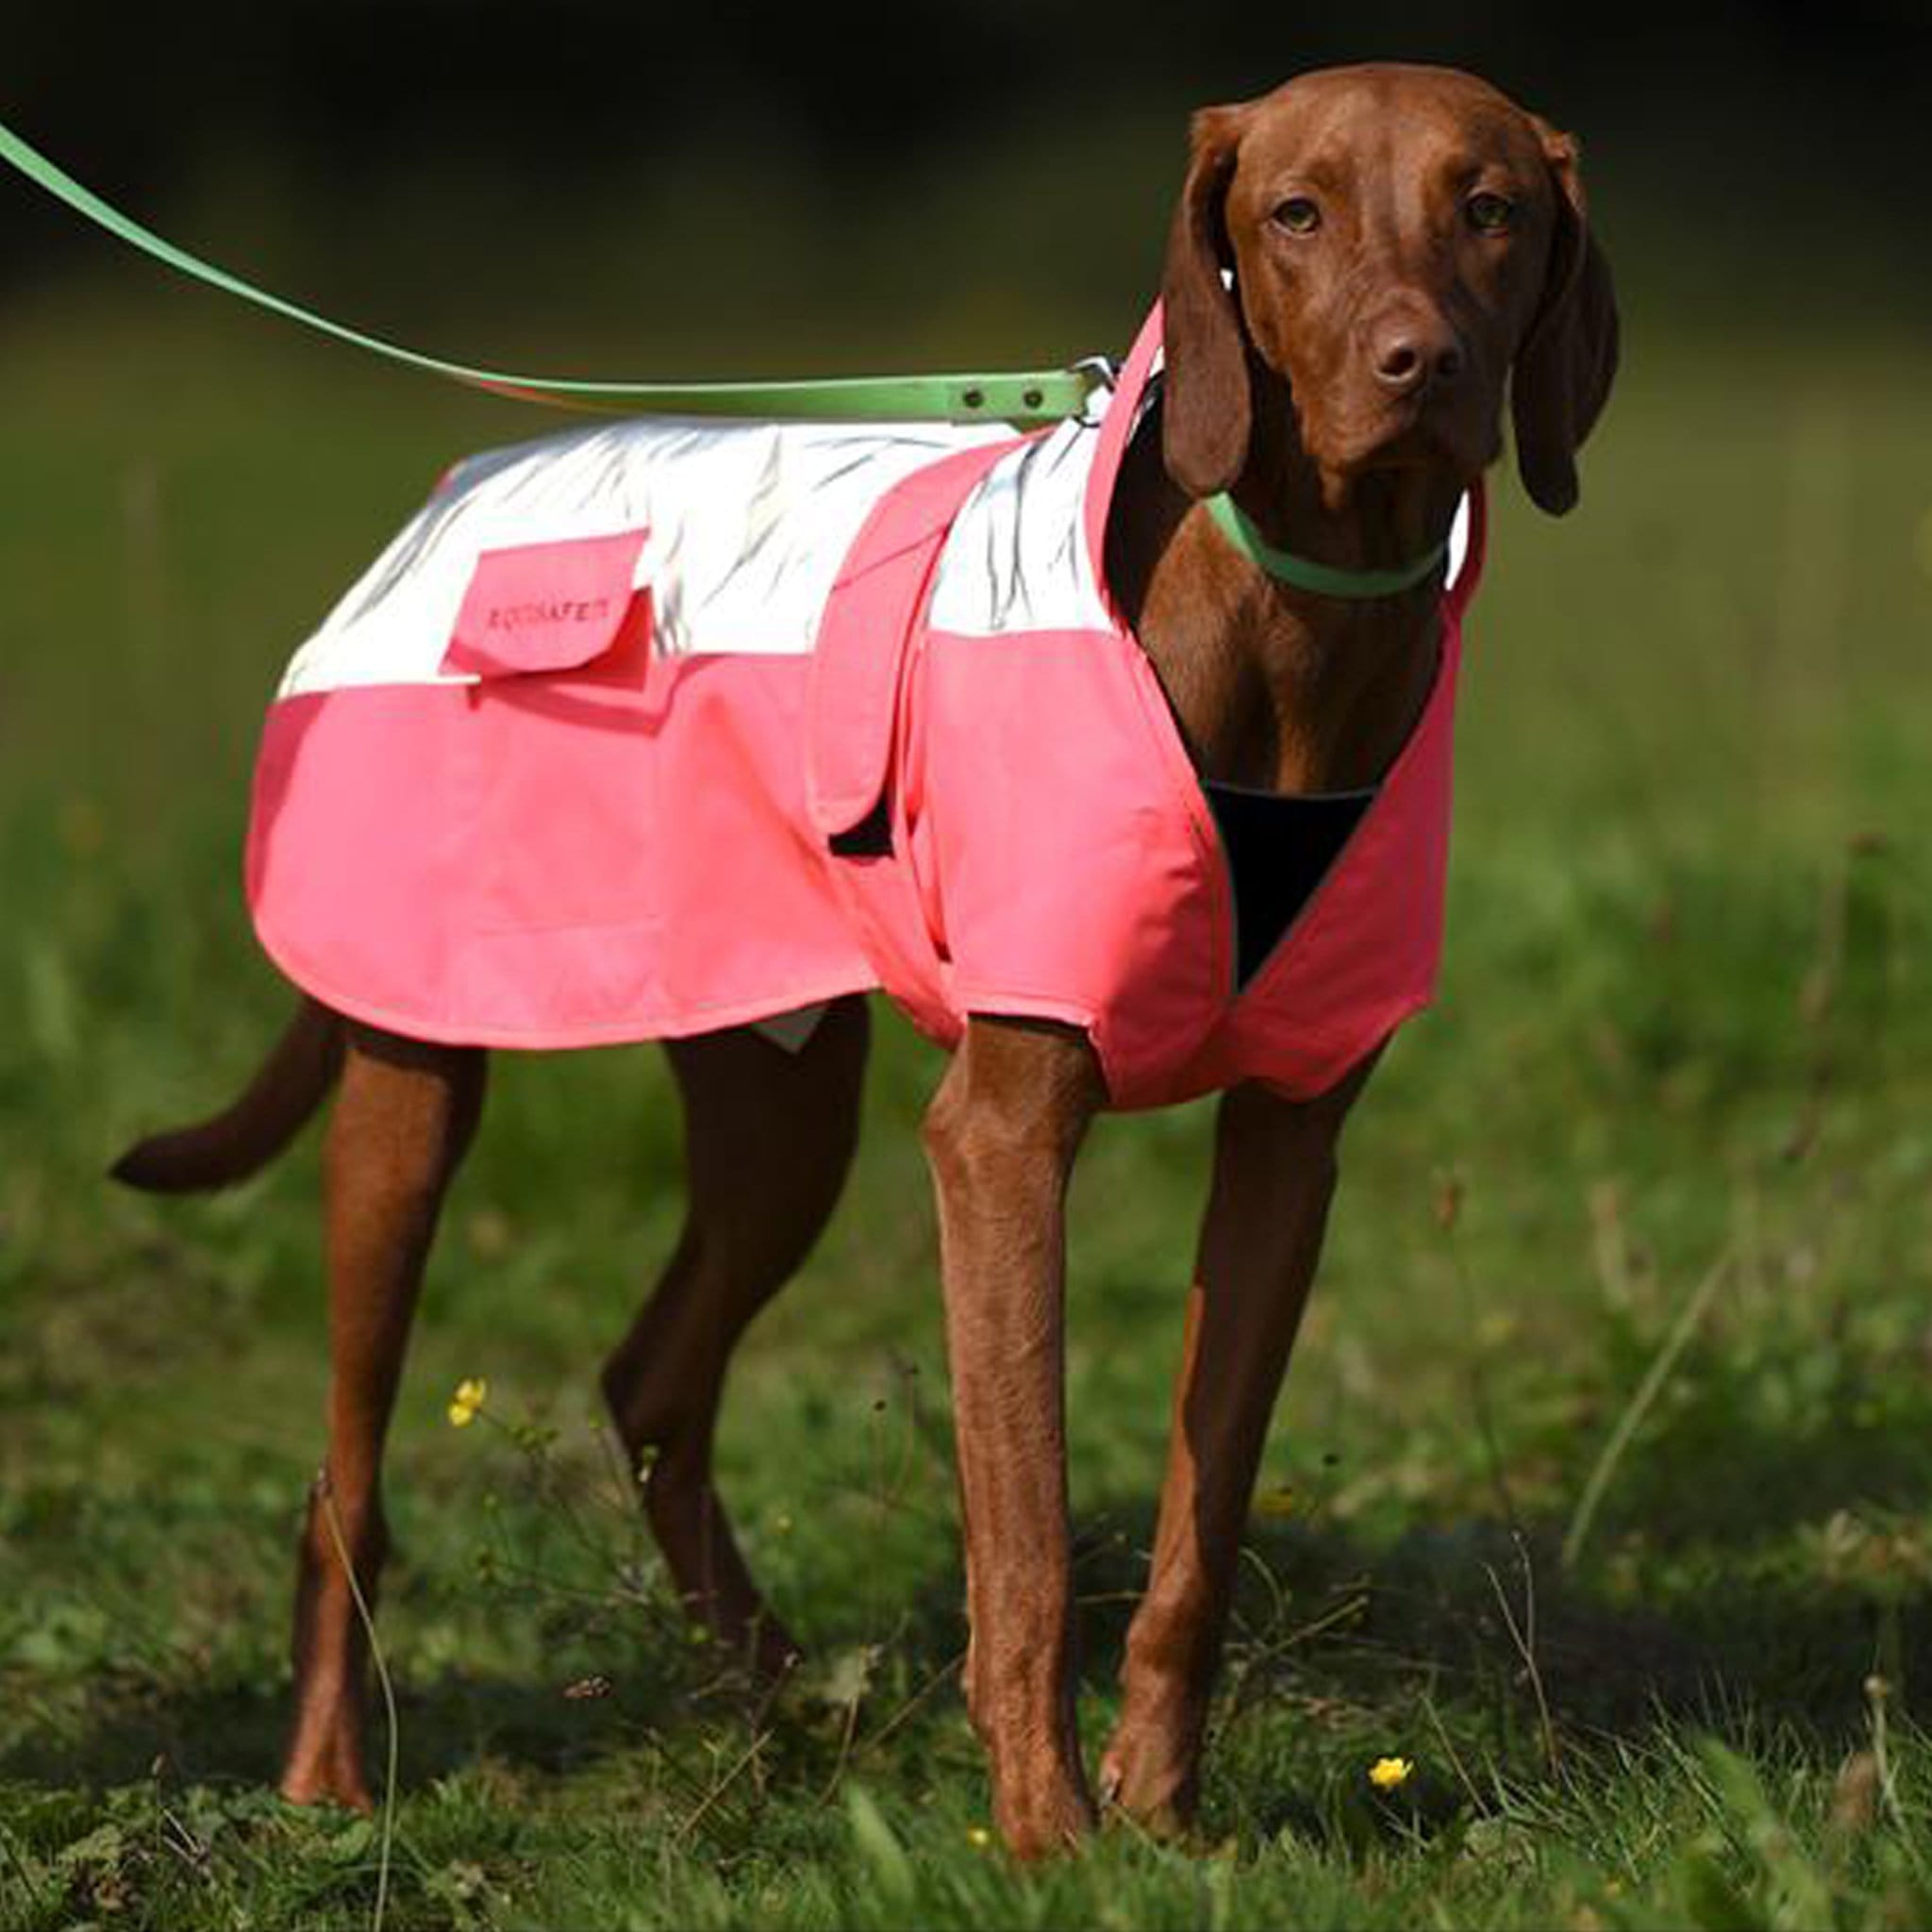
[3,266,1932,1927]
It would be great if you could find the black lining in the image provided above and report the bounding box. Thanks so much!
[1204,779,1374,989]
[828,794,892,858]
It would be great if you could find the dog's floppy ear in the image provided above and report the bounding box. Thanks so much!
[1161,104,1253,498]
[1511,119,1619,516]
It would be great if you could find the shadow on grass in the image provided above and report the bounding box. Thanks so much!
[1067,1499,1931,1751]
[7,1460,1926,1812]
[0,1661,724,1798]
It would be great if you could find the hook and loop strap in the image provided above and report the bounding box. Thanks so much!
[0,119,1099,424]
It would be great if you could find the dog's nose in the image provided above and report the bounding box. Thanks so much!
[1369,314,1465,396]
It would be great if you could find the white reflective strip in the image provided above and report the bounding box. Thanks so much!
[272,361,1455,702]
[926,408,1113,637]
[277,415,1010,698]
[1445,493,1471,593]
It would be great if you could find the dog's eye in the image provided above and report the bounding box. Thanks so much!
[1271,196,1322,235]
[1466,192,1515,235]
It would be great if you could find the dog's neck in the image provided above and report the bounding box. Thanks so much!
[1105,382,1465,796]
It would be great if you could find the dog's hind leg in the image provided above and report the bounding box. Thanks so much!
[600,995,870,1678]
[281,1024,487,1809]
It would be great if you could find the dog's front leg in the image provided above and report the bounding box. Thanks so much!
[1100,1061,1374,1833]
[923,1016,1105,1857]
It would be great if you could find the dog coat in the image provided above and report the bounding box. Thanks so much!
[247,306,1485,1108]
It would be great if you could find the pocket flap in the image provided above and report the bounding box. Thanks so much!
[441,527,649,678]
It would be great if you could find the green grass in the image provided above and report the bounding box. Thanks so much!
[4,278,1932,1928]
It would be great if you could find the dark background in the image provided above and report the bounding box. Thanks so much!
[5,0,1928,369]
[7,0,1927,195]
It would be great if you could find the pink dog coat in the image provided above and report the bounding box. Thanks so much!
[247,307,1486,1108]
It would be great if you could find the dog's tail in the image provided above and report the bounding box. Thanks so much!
[110,997,345,1193]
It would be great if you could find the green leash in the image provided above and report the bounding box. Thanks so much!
[0,118,1099,424]
[3,117,1452,595]
[1206,491,1447,599]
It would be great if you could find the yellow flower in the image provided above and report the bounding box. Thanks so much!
[966,1825,991,1849]
[1368,1756,1413,1791]
[448,1377,489,1428]
[1476,1311,1519,1349]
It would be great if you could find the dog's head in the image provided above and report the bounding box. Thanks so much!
[1162,63,1618,515]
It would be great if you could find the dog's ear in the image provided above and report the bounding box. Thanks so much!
[1161,104,1253,498]
[1511,119,1619,516]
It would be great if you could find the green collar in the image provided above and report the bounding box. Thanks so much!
[1206,491,1448,599]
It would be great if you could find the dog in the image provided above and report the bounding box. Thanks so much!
[113,63,1616,1857]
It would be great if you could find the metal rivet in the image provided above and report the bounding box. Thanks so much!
[1023,388,1042,409]
[962,387,985,409]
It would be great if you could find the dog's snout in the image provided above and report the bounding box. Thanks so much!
[1368,310,1465,397]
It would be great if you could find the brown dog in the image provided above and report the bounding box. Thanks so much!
[115,64,1615,1857]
